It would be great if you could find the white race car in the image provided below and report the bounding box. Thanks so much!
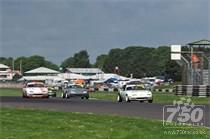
[117,84,153,103]
[22,82,48,98]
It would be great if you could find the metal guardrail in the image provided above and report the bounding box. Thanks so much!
[0,83,23,88]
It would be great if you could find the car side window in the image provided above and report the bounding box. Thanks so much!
[126,87,132,90]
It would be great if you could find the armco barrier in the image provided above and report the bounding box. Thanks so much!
[175,85,210,97]
[0,83,23,88]
[97,87,118,92]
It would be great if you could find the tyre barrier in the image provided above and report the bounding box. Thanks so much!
[154,89,174,93]
[96,87,118,92]
[175,85,210,97]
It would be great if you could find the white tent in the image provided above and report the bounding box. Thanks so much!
[102,73,129,80]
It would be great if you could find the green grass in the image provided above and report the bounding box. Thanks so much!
[153,92,210,104]
[90,91,117,101]
[0,88,22,96]
[0,107,209,139]
[90,91,210,104]
[0,88,210,104]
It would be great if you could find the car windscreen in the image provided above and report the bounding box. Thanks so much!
[69,85,83,89]
[27,84,44,87]
[149,79,155,82]
[126,86,145,91]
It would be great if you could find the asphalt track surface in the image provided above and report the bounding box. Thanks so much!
[1,96,210,127]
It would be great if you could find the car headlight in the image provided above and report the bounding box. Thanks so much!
[147,92,152,96]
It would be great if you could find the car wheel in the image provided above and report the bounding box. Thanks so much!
[85,95,89,99]
[148,100,153,103]
[117,94,122,102]
[81,97,84,99]
[125,95,130,102]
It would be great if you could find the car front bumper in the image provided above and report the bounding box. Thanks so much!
[68,93,89,97]
[24,93,49,98]
[128,96,153,101]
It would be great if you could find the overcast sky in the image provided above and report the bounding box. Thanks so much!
[0,0,209,64]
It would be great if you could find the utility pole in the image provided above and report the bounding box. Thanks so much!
[20,60,22,75]
[12,58,15,73]
[190,46,194,85]
[209,58,210,86]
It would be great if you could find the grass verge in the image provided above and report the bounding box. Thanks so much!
[0,88,22,96]
[90,91,210,104]
[0,107,209,139]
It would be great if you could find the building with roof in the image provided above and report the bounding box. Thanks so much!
[63,68,104,80]
[19,67,60,81]
[188,39,210,46]
[65,68,104,76]
[24,67,60,75]
[0,64,13,81]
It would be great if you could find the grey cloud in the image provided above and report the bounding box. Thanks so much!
[1,0,209,64]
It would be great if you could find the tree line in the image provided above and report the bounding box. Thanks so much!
[0,56,58,72]
[1,46,210,81]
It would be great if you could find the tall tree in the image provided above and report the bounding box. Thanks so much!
[95,54,108,69]
[101,46,173,78]
[74,50,91,68]
[1,55,58,73]
[0,57,13,68]
[61,50,91,69]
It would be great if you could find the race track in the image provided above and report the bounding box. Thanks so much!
[1,96,210,127]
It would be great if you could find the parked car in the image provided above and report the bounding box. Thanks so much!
[45,79,68,90]
[117,84,153,103]
[22,82,48,98]
[62,85,89,99]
